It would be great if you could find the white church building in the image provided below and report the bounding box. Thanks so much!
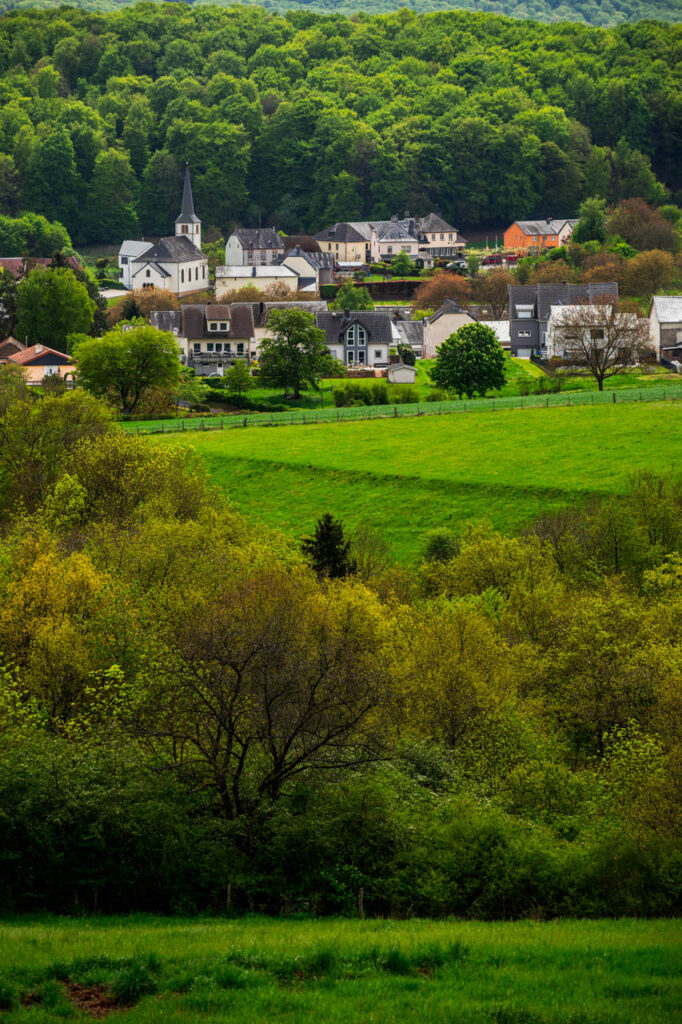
[118,164,208,297]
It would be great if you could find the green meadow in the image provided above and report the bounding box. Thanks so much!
[0,917,679,1023]
[156,401,682,561]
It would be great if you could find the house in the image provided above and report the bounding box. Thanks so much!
[503,218,578,253]
[423,300,476,358]
[214,265,298,300]
[544,303,648,362]
[0,256,81,279]
[149,304,255,377]
[225,228,284,267]
[387,363,417,384]
[8,343,75,384]
[649,296,682,362]
[280,246,335,291]
[316,310,393,367]
[0,336,25,361]
[508,283,618,357]
[314,213,465,266]
[118,165,208,296]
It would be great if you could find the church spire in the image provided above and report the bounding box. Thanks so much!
[176,163,199,225]
[175,163,201,247]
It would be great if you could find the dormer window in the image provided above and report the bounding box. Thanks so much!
[209,322,218,331]
[220,322,228,331]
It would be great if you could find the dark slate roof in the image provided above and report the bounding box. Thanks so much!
[179,304,255,340]
[282,246,335,270]
[314,223,367,244]
[508,283,619,320]
[175,164,200,225]
[205,305,232,319]
[513,219,577,236]
[149,311,182,333]
[139,235,205,263]
[232,300,328,328]
[234,228,283,251]
[316,311,394,345]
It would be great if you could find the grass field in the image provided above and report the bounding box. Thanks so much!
[0,917,679,1023]
[155,401,682,561]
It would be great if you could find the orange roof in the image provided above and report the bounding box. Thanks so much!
[9,344,72,365]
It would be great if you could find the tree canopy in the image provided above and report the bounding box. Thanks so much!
[15,267,95,350]
[260,308,342,398]
[0,7,677,245]
[73,324,181,414]
[431,321,506,398]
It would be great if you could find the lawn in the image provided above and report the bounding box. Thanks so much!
[155,401,682,562]
[0,917,678,1023]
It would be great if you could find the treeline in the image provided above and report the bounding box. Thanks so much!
[0,370,680,917]
[0,5,679,245]
[1,0,680,31]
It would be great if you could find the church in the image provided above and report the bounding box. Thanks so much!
[118,165,208,297]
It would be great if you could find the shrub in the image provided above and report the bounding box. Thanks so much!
[111,958,158,1005]
[422,528,460,563]
[320,284,338,300]
[425,388,446,402]
[388,384,419,404]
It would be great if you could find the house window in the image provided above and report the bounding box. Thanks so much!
[220,322,228,331]
[449,233,453,240]
[374,349,382,359]
[208,343,215,352]
[516,305,534,319]
[121,256,128,265]
[237,343,244,354]
[193,343,201,353]
[358,351,366,364]
[591,328,605,340]
[209,323,218,331]
[203,266,206,278]
[225,344,231,353]
[387,246,393,254]
[215,343,222,353]
[440,233,444,240]
[518,331,531,338]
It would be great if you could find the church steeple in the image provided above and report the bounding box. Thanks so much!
[175,163,201,248]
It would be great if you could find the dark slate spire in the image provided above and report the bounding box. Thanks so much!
[176,163,200,224]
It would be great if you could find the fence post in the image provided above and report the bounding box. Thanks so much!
[221,418,224,429]
[201,418,205,429]
[181,418,185,430]
[394,406,398,417]
[612,391,616,403]
[358,887,364,920]
[546,397,549,408]
[243,416,247,427]
[492,400,495,411]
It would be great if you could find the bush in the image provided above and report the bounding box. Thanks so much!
[425,388,447,402]
[388,385,419,404]
[111,958,158,1005]
[320,284,339,300]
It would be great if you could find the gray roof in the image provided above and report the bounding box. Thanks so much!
[416,213,457,234]
[232,300,328,328]
[509,283,618,321]
[282,246,335,270]
[314,222,368,244]
[149,310,182,333]
[139,235,205,263]
[316,310,393,345]
[427,299,469,322]
[394,321,424,346]
[175,164,200,225]
[651,296,682,322]
[233,228,283,251]
[513,219,577,236]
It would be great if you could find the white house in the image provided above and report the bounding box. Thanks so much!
[281,247,335,291]
[118,165,207,297]
[214,264,298,300]
[423,300,476,358]
[225,228,284,266]
[649,296,682,362]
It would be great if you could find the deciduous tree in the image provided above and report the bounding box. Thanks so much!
[74,325,181,415]
[260,308,341,399]
[430,322,505,398]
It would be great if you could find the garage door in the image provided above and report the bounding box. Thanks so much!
[516,347,532,359]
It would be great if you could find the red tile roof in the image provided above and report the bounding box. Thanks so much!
[0,257,81,279]
[9,344,72,365]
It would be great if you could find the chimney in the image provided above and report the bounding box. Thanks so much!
[343,308,350,319]
[35,344,42,353]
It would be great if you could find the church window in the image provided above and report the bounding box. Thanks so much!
[181,270,185,283]
[145,269,150,278]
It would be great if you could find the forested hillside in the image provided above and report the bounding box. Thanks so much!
[0,1,680,29]
[0,4,679,245]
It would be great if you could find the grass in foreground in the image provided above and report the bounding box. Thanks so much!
[0,917,679,1023]
[155,401,682,562]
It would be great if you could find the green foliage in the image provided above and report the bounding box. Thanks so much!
[0,213,70,257]
[225,359,253,400]
[260,308,342,398]
[0,7,674,246]
[74,325,181,414]
[301,511,356,578]
[573,197,607,245]
[390,252,414,276]
[15,267,95,350]
[331,282,374,311]
[431,322,506,398]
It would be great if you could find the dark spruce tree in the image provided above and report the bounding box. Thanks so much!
[302,513,357,579]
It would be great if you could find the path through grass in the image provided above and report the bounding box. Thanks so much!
[0,917,679,1023]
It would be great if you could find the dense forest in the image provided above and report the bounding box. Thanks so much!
[0,1,680,30]
[0,378,681,916]
[0,4,679,245]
